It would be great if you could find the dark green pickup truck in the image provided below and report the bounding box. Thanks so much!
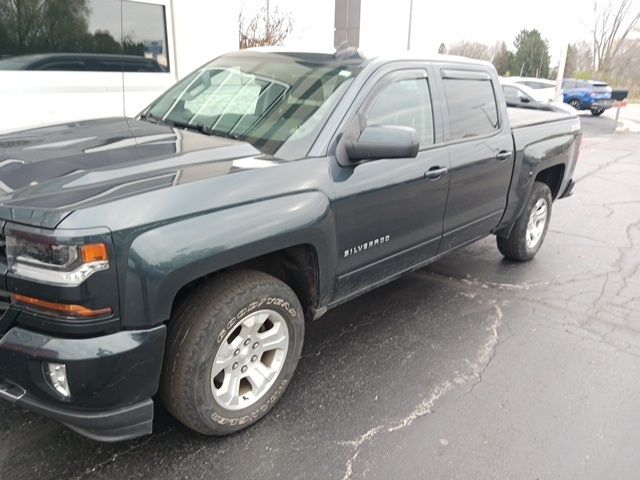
[0,48,580,441]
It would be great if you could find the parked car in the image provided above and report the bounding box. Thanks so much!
[0,49,581,442]
[0,53,168,73]
[507,76,557,101]
[500,79,574,114]
[562,78,613,116]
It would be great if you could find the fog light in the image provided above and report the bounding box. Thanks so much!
[45,363,71,398]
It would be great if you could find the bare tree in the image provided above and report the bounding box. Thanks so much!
[239,5,293,49]
[491,41,512,75]
[446,40,491,61]
[565,41,594,75]
[591,0,640,72]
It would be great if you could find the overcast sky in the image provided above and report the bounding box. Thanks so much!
[242,0,639,64]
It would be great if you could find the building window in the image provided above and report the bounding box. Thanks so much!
[122,1,169,72]
[0,0,169,72]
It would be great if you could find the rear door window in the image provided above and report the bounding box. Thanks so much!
[443,77,499,140]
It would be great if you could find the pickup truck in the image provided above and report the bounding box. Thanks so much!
[0,48,580,442]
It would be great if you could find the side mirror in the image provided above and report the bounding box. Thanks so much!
[345,125,419,162]
[520,96,531,103]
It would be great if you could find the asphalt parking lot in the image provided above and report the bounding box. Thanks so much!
[1,114,639,480]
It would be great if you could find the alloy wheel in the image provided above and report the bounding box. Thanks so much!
[211,309,289,410]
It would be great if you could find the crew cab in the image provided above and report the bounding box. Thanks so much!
[0,49,580,441]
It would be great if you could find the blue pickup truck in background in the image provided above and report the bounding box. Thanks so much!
[562,78,613,116]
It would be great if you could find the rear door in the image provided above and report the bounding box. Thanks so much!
[332,66,450,300]
[436,68,514,252]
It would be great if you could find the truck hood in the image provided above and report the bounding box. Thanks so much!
[0,118,264,228]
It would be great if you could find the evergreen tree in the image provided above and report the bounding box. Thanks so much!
[512,29,550,78]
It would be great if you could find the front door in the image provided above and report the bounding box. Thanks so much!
[332,68,450,301]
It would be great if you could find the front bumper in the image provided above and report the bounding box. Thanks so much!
[0,325,165,441]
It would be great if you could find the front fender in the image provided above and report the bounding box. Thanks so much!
[120,192,335,327]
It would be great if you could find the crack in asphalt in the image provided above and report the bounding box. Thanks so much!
[574,150,634,182]
[338,301,504,479]
[73,428,175,479]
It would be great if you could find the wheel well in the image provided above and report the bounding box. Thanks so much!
[535,164,565,199]
[170,244,320,321]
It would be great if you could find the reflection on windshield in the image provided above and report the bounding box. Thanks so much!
[144,52,362,157]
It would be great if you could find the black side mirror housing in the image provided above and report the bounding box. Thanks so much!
[345,125,419,162]
[520,96,531,103]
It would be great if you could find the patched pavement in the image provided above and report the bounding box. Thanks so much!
[1,125,639,479]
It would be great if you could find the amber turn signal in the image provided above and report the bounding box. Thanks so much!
[80,243,109,263]
[13,294,112,318]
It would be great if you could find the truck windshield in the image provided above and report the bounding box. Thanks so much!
[144,51,363,158]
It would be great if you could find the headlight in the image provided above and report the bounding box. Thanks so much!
[7,234,109,286]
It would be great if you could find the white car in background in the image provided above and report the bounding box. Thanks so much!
[506,76,558,102]
[500,78,575,114]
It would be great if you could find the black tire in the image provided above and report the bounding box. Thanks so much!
[497,181,553,262]
[160,270,304,435]
[568,99,582,110]
[591,108,605,116]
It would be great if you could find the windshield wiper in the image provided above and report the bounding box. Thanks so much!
[143,114,242,141]
[201,127,242,141]
[139,112,170,126]
[169,121,242,141]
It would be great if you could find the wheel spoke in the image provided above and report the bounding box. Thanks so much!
[216,371,241,407]
[250,311,271,335]
[259,322,289,351]
[213,341,236,370]
[239,315,257,338]
[245,364,271,391]
[534,207,546,222]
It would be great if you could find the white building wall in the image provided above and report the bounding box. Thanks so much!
[359,0,412,55]
[170,0,242,79]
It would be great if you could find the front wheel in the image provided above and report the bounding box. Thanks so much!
[591,107,605,116]
[497,181,553,261]
[160,270,304,435]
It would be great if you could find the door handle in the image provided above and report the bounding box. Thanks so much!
[496,150,512,161]
[425,166,449,180]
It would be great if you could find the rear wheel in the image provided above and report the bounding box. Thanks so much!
[497,181,552,261]
[591,107,605,116]
[160,270,304,435]
[568,99,582,110]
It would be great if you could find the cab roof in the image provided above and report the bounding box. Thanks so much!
[242,46,493,69]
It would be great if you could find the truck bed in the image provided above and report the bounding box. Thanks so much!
[507,107,578,129]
